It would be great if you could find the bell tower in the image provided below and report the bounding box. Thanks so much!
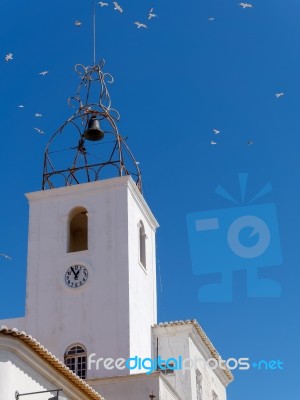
[1,61,159,379]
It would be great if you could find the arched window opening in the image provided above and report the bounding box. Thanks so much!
[64,344,87,379]
[139,221,146,268]
[68,207,88,252]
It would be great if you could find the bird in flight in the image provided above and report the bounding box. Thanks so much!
[98,1,108,6]
[134,22,147,29]
[113,2,123,13]
[210,140,217,145]
[34,128,45,134]
[148,8,157,20]
[5,53,13,62]
[239,2,253,8]
[35,113,42,117]
[213,129,220,134]
[39,71,48,76]
[208,17,215,21]
[75,20,82,27]
[0,253,12,260]
[18,105,25,108]
[247,140,254,145]
[275,92,284,98]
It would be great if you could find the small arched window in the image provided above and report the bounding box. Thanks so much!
[139,221,146,268]
[68,207,88,252]
[64,344,87,379]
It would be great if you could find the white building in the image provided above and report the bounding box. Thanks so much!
[0,62,233,400]
[0,326,103,400]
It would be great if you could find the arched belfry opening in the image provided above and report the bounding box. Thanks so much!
[68,207,88,252]
[42,61,142,192]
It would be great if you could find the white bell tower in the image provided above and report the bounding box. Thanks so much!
[24,176,158,378]
[0,62,159,379]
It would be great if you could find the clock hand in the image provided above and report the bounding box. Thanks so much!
[71,267,80,280]
[74,269,80,280]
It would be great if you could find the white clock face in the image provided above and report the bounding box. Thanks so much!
[65,265,88,288]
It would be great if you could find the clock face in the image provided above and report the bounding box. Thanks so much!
[65,265,88,288]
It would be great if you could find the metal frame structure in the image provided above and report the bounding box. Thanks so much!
[42,60,142,192]
[15,389,62,399]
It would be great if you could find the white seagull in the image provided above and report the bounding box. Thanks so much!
[5,53,13,62]
[18,105,25,108]
[213,129,220,134]
[239,2,253,8]
[208,17,215,21]
[148,8,157,20]
[98,1,108,6]
[34,128,45,134]
[39,71,48,76]
[35,113,42,117]
[134,22,147,29]
[0,253,12,260]
[210,140,217,145]
[113,2,123,13]
[75,20,82,27]
[275,92,284,98]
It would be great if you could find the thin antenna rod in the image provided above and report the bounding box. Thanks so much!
[92,0,96,65]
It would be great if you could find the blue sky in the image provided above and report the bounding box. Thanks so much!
[0,0,299,399]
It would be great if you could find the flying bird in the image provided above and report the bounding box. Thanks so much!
[213,129,220,134]
[0,253,12,260]
[208,17,215,21]
[210,140,217,145]
[39,71,48,76]
[148,8,157,20]
[113,2,123,13]
[134,22,147,29]
[35,113,42,117]
[239,2,253,8]
[98,1,108,6]
[5,53,13,62]
[275,92,284,98]
[18,105,24,108]
[247,140,254,145]
[148,12,157,20]
[34,128,45,134]
[75,20,82,27]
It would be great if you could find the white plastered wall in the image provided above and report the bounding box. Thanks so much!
[0,176,159,380]
[0,335,94,400]
[127,182,158,365]
[153,325,229,400]
[87,372,181,400]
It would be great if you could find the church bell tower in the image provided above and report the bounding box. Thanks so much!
[4,61,159,379]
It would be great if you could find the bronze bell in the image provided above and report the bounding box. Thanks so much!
[83,115,104,141]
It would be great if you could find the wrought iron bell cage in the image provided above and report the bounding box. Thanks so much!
[42,60,142,192]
